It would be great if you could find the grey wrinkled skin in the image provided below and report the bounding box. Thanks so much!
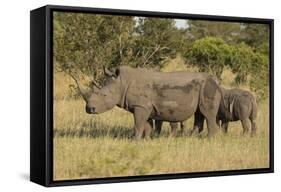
[79,66,223,140]
[154,75,221,137]
[216,88,258,136]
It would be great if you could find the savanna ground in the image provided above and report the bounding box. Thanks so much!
[53,59,269,181]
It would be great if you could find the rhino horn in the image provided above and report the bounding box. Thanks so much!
[69,73,89,100]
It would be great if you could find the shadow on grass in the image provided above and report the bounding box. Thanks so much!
[53,120,208,139]
[54,121,133,139]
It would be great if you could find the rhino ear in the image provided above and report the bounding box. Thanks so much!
[103,66,120,78]
[114,68,120,77]
[103,66,114,77]
[91,79,101,89]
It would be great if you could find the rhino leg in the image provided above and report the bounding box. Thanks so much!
[221,120,229,134]
[180,121,185,135]
[216,119,221,128]
[199,78,221,137]
[190,109,204,136]
[170,122,178,137]
[250,99,258,137]
[148,119,154,129]
[155,120,163,136]
[241,118,251,135]
[141,120,153,138]
[205,117,218,137]
[250,119,257,137]
[133,107,151,140]
[144,120,152,139]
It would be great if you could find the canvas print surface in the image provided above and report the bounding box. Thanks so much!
[53,11,270,181]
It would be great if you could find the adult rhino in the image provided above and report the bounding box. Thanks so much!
[75,66,223,139]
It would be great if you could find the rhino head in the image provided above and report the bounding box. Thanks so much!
[73,67,124,114]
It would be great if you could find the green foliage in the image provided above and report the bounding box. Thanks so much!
[187,20,241,43]
[54,13,181,79]
[229,43,269,99]
[184,37,269,99]
[239,24,270,49]
[230,43,255,84]
[250,53,269,100]
[132,18,180,68]
[186,37,233,78]
[54,12,136,81]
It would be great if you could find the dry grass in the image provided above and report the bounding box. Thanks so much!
[53,62,270,181]
[161,56,199,72]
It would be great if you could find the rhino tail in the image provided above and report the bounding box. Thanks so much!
[217,85,227,112]
[250,96,258,121]
[250,94,258,136]
[199,77,222,114]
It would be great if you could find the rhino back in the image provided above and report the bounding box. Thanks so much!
[119,66,208,85]
[119,66,207,122]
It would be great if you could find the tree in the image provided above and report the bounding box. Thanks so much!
[184,37,269,99]
[239,23,270,51]
[185,37,233,78]
[230,43,256,84]
[54,13,184,79]
[187,20,241,44]
[249,52,269,100]
[238,23,270,99]
[132,18,180,68]
[53,12,135,81]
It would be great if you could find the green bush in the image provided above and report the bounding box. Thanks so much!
[184,37,269,99]
[250,52,269,100]
[230,43,256,84]
[185,37,233,78]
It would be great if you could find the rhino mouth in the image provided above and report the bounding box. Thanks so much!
[86,107,97,114]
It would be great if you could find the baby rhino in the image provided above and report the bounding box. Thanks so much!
[217,88,258,136]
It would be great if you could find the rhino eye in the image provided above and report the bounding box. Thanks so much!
[98,92,107,97]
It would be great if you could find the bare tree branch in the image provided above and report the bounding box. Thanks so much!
[119,21,124,62]
[143,45,161,66]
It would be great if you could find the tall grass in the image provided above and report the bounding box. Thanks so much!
[53,61,270,181]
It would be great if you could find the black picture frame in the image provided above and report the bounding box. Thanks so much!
[30,4,274,187]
